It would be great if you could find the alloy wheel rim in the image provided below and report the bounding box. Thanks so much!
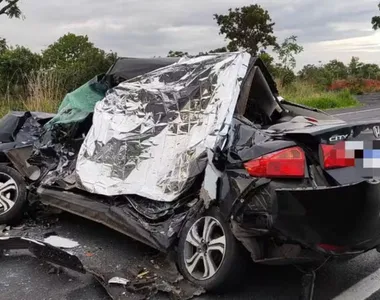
[0,172,18,216]
[184,216,226,280]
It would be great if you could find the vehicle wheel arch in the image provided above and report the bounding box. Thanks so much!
[176,205,250,292]
[0,164,28,225]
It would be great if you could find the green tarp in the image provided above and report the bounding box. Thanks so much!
[46,75,108,127]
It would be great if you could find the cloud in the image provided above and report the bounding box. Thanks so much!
[0,0,378,67]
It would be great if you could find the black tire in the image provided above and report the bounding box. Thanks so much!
[0,165,27,225]
[177,207,249,292]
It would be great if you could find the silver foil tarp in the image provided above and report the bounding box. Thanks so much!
[76,52,251,202]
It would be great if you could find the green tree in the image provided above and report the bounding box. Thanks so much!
[274,36,303,70]
[348,57,363,77]
[0,0,23,57]
[324,59,348,80]
[273,36,303,86]
[0,46,41,94]
[274,64,296,87]
[298,64,321,80]
[0,0,21,18]
[167,50,188,57]
[214,4,277,55]
[298,64,333,88]
[42,33,117,91]
[372,3,380,30]
[0,38,6,53]
[209,47,228,53]
[360,63,380,79]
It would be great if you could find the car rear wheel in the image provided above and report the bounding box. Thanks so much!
[177,207,248,292]
[0,165,27,225]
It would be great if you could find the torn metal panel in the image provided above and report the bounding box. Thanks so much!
[4,146,36,179]
[231,183,276,231]
[0,111,54,152]
[77,52,251,202]
[226,116,296,163]
[37,186,202,251]
[0,236,85,273]
[28,113,94,187]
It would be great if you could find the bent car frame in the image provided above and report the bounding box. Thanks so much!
[1,52,380,292]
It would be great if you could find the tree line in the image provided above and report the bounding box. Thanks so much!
[1,0,380,99]
[0,33,116,97]
[168,3,380,89]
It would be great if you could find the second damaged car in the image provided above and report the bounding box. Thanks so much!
[3,53,380,292]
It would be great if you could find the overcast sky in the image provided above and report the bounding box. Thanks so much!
[0,0,379,69]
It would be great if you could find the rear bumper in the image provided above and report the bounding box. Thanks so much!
[274,180,380,253]
[231,179,380,259]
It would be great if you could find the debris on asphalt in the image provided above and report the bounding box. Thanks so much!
[108,277,130,286]
[0,224,6,236]
[43,235,80,249]
[12,225,25,230]
[137,269,150,279]
[0,233,205,300]
[48,266,63,275]
[89,262,205,300]
[85,251,95,257]
[88,253,206,300]
[0,225,11,237]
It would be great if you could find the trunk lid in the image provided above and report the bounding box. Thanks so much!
[268,119,380,184]
[270,119,380,144]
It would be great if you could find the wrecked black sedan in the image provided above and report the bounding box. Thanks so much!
[2,53,380,292]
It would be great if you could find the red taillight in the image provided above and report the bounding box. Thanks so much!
[321,143,355,170]
[305,117,318,123]
[244,147,305,178]
[318,244,346,253]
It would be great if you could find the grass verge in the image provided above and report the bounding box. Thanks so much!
[0,79,360,119]
[0,70,63,118]
[279,81,360,110]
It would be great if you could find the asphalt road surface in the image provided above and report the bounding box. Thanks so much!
[2,100,380,300]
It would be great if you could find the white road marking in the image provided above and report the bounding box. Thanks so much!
[333,107,380,116]
[332,267,380,300]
